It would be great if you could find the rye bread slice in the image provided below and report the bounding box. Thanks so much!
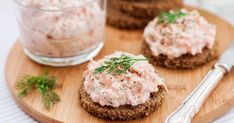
[107,3,150,29]
[112,0,183,18]
[143,41,218,69]
[79,84,167,120]
[120,0,158,2]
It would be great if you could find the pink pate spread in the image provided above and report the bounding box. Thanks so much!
[83,52,166,107]
[144,9,216,59]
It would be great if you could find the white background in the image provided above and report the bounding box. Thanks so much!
[0,0,233,123]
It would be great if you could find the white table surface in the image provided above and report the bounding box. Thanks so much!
[0,0,233,123]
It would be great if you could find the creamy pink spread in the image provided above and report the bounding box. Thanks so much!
[17,0,106,57]
[144,9,216,58]
[83,52,166,107]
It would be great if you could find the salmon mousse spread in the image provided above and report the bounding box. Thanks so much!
[16,0,106,57]
[83,52,166,107]
[143,9,216,59]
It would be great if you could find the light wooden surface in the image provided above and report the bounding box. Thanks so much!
[5,7,234,123]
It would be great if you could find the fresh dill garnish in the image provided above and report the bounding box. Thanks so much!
[16,70,60,110]
[157,10,187,24]
[94,54,147,75]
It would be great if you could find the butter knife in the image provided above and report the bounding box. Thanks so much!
[165,42,234,123]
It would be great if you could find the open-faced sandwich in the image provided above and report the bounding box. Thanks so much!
[79,52,167,120]
[112,0,183,18]
[107,0,183,29]
[143,9,217,69]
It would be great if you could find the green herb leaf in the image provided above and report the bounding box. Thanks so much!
[94,54,147,75]
[16,70,60,110]
[158,10,187,24]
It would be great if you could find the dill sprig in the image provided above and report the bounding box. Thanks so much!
[16,70,60,110]
[94,54,147,75]
[158,10,187,24]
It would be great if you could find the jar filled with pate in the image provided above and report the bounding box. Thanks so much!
[15,0,106,66]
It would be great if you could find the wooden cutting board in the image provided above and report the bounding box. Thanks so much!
[5,7,234,123]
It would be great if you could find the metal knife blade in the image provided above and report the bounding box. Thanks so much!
[165,41,234,123]
[217,42,234,71]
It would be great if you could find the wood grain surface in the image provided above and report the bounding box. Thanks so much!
[5,7,234,123]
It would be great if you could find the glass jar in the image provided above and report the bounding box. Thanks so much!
[15,0,106,67]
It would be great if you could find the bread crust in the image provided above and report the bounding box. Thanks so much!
[143,41,218,69]
[107,4,150,29]
[79,84,166,120]
[112,0,183,18]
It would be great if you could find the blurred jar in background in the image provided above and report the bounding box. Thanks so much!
[15,0,107,67]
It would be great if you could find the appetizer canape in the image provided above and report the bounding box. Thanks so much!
[112,0,183,18]
[107,0,183,29]
[143,9,217,69]
[79,52,167,120]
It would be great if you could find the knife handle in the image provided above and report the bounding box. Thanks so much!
[165,64,228,123]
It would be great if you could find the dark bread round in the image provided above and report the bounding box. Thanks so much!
[120,0,159,2]
[79,84,166,120]
[112,0,183,18]
[143,41,218,69]
[107,3,150,29]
